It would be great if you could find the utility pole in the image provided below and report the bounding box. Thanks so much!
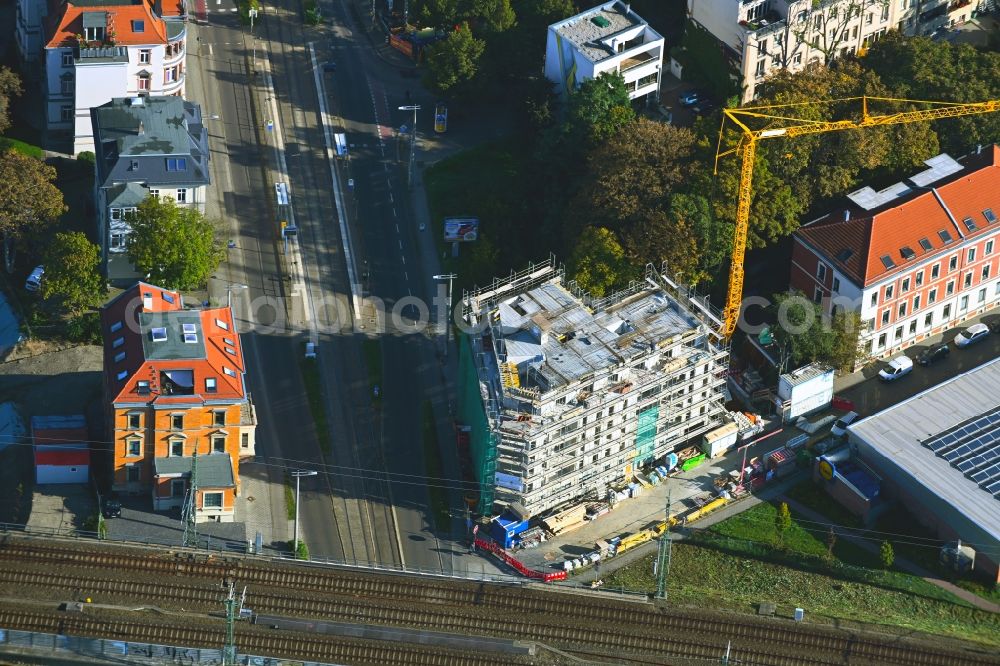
[656,489,672,600]
[398,104,420,188]
[291,469,317,557]
[433,273,456,360]
[249,8,258,71]
[182,450,199,549]
[221,581,242,666]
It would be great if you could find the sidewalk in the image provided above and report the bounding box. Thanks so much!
[779,496,1000,614]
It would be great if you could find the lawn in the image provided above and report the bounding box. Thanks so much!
[601,499,1000,647]
[422,400,450,532]
[0,136,43,159]
[298,356,332,454]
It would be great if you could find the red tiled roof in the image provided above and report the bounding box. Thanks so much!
[797,146,1000,288]
[159,0,185,16]
[100,283,248,405]
[36,449,90,466]
[46,0,167,49]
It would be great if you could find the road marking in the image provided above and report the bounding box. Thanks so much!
[392,208,396,217]
[230,7,238,11]
[405,271,409,281]
[398,240,403,250]
[389,192,393,203]
[208,43,214,56]
[401,255,406,265]
[395,223,399,233]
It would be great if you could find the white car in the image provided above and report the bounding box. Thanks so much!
[954,323,990,348]
[25,265,43,292]
[879,356,913,381]
[304,342,317,359]
[831,411,859,438]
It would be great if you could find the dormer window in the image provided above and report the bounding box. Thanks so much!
[205,377,217,393]
[223,366,236,377]
[132,19,145,32]
[166,158,187,172]
[224,346,237,356]
[110,320,123,333]
[84,26,105,42]
[215,318,229,331]
[136,380,151,395]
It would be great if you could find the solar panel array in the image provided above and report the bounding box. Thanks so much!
[922,406,1000,498]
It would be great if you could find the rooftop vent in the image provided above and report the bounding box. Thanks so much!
[150,327,167,342]
[591,14,611,28]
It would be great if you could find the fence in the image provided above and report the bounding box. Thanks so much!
[474,536,567,582]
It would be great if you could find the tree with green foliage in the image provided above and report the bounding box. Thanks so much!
[470,0,516,33]
[775,502,792,546]
[0,67,22,136]
[413,0,462,27]
[828,309,868,372]
[0,150,66,244]
[770,291,834,371]
[422,22,486,96]
[567,226,634,297]
[880,540,895,569]
[565,72,635,144]
[667,192,730,285]
[41,232,105,312]
[126,196,223,290]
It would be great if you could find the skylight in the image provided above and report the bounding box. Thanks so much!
[162,292,175,304]
[224,346,237,355]
[223,366,236,377]
[985,208,997,224]
[918,237,933,251]
[117,370,128,381]
[110,321,123,333]
[132,19,144,32]
[183,333,198,344]
[215,318,229,331]
[113,337,125,348]
[151,327,168,342]
[115,351,126,362]
[963,217,978,232]
[900,246,915,261]
[137,380,151,395]
[938,229,954,244]
[880,255,896,270]
[182,323,197,334]
[835,248,853,262]
[205,377,217,393]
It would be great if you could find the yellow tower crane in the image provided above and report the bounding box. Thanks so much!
[714,96,1000,339]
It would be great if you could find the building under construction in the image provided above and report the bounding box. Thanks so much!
[458,259,730,518]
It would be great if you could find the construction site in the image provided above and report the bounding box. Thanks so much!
[457,259,731,520]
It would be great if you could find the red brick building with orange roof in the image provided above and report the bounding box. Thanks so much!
[30,0,187,154]
[100,282,257,523]
[791,146,1000,363]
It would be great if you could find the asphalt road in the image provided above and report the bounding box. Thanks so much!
[839,313,1000,416]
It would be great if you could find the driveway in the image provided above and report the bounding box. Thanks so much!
[835,310,1000,416]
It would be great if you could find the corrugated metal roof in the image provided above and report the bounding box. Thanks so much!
[849,357,1000,543]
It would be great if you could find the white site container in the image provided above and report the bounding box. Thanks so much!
[777,363,834,422]
[701,421,739,458]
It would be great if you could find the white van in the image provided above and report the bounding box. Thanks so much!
[25,266,44,292]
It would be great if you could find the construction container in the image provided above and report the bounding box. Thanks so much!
[777,363,834,422]
[701,421,739,458]
[488,511,530,549]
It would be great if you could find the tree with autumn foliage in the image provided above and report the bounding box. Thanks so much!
[0,150,66,244]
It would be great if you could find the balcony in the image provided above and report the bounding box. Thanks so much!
[619,50,654,73]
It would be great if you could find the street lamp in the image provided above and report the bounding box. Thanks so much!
[226,283,248,308]
[433,273,456,359]
[249,8,259,71]
[291,469,317,557]
[398,104,420,188]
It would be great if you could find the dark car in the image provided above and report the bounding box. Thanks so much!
[916,343,950,366]
[322,61,336,73]
[101,494,122,519]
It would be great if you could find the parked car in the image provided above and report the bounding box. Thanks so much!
[304,342,317,359]
[679,90,705,107]
[954,323,990,348]
[916,342,950,366]
[25,265,44,292]
[101,494,122,519]
[322,61,337,72]
[878,356,913,381]
[831,411,859,438]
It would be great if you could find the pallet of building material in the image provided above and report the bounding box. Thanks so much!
[541,503,588,535]
[585,502,610,520]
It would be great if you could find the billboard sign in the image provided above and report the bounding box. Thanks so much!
[443,217,479,242]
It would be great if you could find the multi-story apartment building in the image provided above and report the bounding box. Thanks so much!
[92,95,209,285]
[39,0,186,154]
[459,261,729,517]
[790,145,1000,361]
[686,0,963,102]
[100,282,257,523]
[545,1,664,104]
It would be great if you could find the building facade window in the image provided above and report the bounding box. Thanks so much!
[127,438,141,457]
[964,272,973,288]
[175,188,187,203]
[960,295,969,310]
[172,479,185,497]
[203,492,223,508]
[877,333,886,348]
[924,312,933,328]
[110,232,126,250]
[832,277,840,291]
[947,280,955,295]
[979,288,987,303]
[60,77,74,95]
[170,439,183,457]
[60,105,73,122]
[62,51,74,66]
[139,49,151,64]
[213,410,226,426]
[171,414,183,430]
[137,74,150,91]
[901,277,910,292]
[881,310,890,325]
[128,413,141,429]
[126,464,140,482]
[817,263,827,281]
[885,284,894,299]
[915,271,923,286]
[943,303,952,319]
[212,435,225,453]
[950,256,958,271]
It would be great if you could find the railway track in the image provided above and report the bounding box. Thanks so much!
[1,536,996,666]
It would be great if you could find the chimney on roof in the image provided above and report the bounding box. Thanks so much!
[843,210,850,222]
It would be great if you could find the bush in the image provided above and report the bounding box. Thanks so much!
[880,540,895,569]
[76,151,95,164]
[304,0,321,25]
[64,312,101,344]
[289,539,309,560]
